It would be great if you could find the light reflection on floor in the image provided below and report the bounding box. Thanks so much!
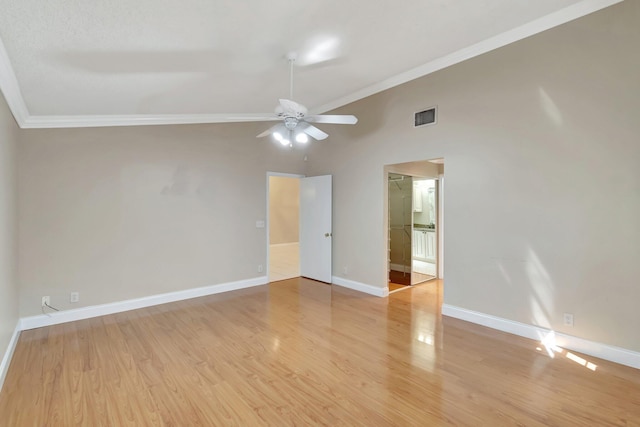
[537,330,598,371]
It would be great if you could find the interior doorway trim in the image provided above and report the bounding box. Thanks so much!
[438,173,444,279]
[384,159,444,292]
[266,172,305,281]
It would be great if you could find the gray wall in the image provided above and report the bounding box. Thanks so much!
[18,123,307,316]
[306,1,640,352]
[0,93,19,366]
[11,1,640,355]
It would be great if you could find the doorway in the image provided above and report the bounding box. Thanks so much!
[388,173,413,288]
[267,173,334,284]
[268,174,302,282]
[385,159,444,293]
[412,178,437,284]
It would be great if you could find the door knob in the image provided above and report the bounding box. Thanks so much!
[325,232,332,237]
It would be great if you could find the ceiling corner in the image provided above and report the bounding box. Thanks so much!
[0,36,29,128]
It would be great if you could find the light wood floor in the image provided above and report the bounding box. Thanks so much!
[1,278,639,426]
[388,270,435,293]
[388,281,408,292]
[411,271,434,285]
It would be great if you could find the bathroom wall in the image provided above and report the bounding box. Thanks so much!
[413,180,436,226]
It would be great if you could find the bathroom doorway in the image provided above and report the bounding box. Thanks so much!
[411,178,438,284]
[385,159,444,293]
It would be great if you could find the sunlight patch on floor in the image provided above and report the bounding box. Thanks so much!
[536,330,597,372]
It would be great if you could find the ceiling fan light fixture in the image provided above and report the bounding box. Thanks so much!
[296,132,309,143]
[254,55,357,143]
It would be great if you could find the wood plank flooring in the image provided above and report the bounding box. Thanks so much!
[389,269,411,286]
[1,278,639,426]
[388,282,408,292]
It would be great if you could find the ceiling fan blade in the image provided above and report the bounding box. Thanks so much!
[257,123,287,138]
[305,114,358,125]
[300,123,329,141]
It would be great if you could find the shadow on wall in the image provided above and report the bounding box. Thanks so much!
[161,166,190,196]
[335,91,394,140]
[159,165,221,200]
[489,244,556,331]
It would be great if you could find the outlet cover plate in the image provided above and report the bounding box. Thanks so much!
[563,313,574,327]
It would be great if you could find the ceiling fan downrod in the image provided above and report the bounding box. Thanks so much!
[286,52,297,100]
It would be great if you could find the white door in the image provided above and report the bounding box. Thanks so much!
[300,175,332,283]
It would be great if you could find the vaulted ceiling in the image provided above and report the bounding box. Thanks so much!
[0,0,621,128]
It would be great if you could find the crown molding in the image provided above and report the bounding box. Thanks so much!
[21,113,278,129]
[0,0,623,129]
[313,0,623,114]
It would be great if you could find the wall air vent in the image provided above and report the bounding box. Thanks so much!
[414,107,437,127]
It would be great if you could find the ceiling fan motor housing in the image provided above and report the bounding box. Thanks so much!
[253,60,357,142]
[284,117,298,130]
[275,99,307,119]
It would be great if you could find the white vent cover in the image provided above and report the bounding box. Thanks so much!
[414,107,437,127]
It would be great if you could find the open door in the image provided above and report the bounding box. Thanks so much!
[300,175,332,283]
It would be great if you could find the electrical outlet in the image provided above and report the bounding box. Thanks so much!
[258,264,263,273]
[563,312,574,327]
[70,292,80,303]
[41,296,50,307]
[343,266,349,275]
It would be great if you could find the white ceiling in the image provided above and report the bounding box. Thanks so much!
[0,0,621,128]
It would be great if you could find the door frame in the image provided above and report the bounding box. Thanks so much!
[266,171,305,281]
[411,177,440,281]
[384,161,444,291]
[437,173,444,279]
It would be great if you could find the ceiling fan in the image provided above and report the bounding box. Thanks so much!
[234,53,358,147]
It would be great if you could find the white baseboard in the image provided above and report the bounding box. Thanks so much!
[0,322,21,393]
[412,259,436,276]
[332,276,389,297]
[389,263,411,273]
[20,276,268,330]
[442,304,640,370]
[269,242,299,248]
